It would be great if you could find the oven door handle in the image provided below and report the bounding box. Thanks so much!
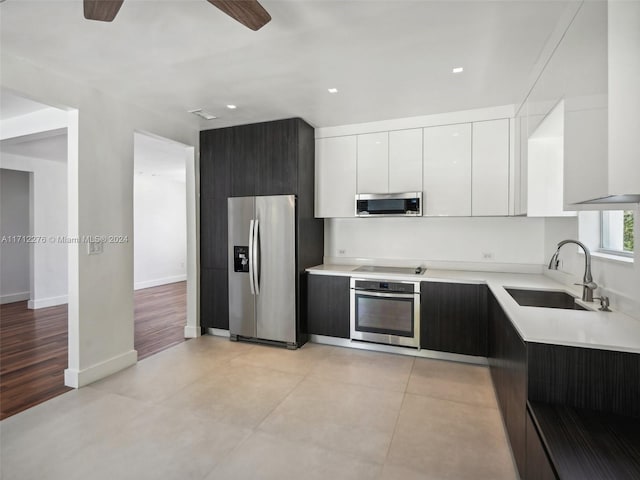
[352,290,416,299]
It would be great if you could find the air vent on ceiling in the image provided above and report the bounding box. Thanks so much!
[188,109,217,120]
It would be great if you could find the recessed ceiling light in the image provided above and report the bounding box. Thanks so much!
[226,104,237,109]
[188,109,217,120]
[328,88,338,94]
[452,67,464,74]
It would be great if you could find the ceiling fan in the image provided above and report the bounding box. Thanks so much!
[83,0,271,31]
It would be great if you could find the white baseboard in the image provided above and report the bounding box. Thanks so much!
[28,295,68,309]
[64,349,138,388]
[134,275,187,291]
[184,325,201,338]
[0,291,30,304]
[208,328,230,338]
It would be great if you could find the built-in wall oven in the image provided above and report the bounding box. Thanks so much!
[350,278,420,348]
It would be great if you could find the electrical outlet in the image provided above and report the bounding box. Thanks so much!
[482,252,493,260]
[338,249,346,255]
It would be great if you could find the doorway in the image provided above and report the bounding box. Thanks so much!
[0,169,30,305]
[0,91,71,419]
[133,132,195,359]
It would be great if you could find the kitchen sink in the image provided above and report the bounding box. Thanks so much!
[505,288,589,311]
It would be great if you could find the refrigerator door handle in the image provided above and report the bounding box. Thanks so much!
[248,219,255,295]
[253,218,260,295]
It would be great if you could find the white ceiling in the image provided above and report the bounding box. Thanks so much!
[0,1,571,129]
[0,89,53,120]
[1,130,68,162]
[0,92,68,162]
[134,132,187,181]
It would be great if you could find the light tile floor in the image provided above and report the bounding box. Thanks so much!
[0,336,517,480]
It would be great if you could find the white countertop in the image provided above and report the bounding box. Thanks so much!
[306,264,640,354]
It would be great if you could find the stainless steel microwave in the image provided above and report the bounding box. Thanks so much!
[355,192,422,217]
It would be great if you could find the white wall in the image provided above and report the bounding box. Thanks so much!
[544,211,640,320]
[134,173,186,289]
[0,152,68,308]
[1,52,199,388]
[0,168,30,303]
[325,217,546,273]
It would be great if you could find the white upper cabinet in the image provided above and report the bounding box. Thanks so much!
[560,0,609,206]
[423,123,472,216]
[357,132,388,193]
[527,0,640,206]
[389,129,423,192]
[315,136,357,217]
[472,119,510,216]
[314,104,515,217]
[527,101,575,217]
[357,130,423,194]
[607,0,640,200]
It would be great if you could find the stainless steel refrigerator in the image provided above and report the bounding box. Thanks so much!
[228,195,297,347]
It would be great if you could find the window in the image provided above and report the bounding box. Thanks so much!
[600,210,634,256]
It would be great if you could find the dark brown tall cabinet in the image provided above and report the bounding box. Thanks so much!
[200,118,323,340]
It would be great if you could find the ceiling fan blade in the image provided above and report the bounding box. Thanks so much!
[84,0,124,22]
[206,0,271,31]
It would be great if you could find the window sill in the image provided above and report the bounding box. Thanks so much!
[578,250,634,264]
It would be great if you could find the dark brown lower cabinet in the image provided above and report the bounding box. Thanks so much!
[526,409,558,480]
[306,274,350,338]
[490,291,640,480]
[420,282,488,356]
[527,342,640,418]
[489,293,527,479]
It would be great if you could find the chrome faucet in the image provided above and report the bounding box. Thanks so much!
[548,239,597,302]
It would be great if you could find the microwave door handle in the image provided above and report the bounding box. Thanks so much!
[253,219,260,295]
[248,219,255,295]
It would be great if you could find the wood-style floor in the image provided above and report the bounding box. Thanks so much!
[134,281,187,361]
[0,281,187,420]
[0,301,71,420]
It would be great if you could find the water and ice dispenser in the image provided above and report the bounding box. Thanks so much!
[233,246,249,273]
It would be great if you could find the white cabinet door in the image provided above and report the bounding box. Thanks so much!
[389,129,423,192]
[423,123,472,216]
[357,132,388,193]
[315,136,357,218]
[472,119,510,216]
